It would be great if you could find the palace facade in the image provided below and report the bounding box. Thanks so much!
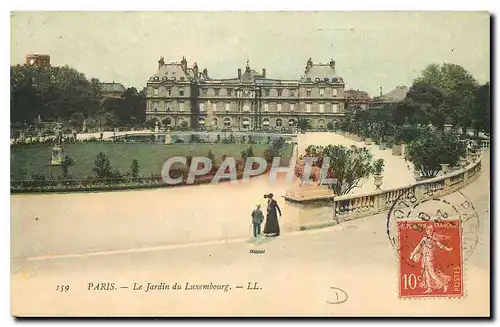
[145,56,346,131]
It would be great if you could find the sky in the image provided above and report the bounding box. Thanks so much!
[10,11,490,97]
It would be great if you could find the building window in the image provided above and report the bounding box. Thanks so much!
[306,103,311,112]
[215,89,220,96]
[227,89,232,96]
[264,103,269,112]
[319,88,325,96]
[332,103,339,113]
[262,118,270,127]
[180,77,185,82]
[288,119,295,126]
[264,89,270,97]
[213,102,217,112]
[213,118,218,127]
[277,89,282,96]
[306,89,311,97]
[243,118,250,128]
[332,88,338,97]
[306,77,311,82]
[153,88,159,96]
[199,103,204,112]
[243,104,250,112]
[290,103,295,111]
[166,106,171,112]
[290,89,295,97]
[179,89,185,96]
[179,102,185,112]
[277,103,282,112]
[167,88,171,96]
[276,118,283,127]
[319,104,324,113]
[153,102,159,112]
[224,117,231,127]
[225,103,230,111]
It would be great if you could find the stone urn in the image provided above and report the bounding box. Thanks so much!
[441,163,450,174]
[373,174,383,189]
[392,145,403,156]
[413,170,421,180]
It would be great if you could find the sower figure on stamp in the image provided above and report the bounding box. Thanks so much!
[251,204,264,238]
[410,225,453,294]
[263,193,282,237]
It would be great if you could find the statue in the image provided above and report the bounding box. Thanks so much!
[329,59,336,71]
[51,123,65,165]
[53,123,64,147]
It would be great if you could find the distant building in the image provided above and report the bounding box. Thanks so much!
[372,85,409,104]
[100,82,126,98]
[145,56,346,131]
[345,89,372,111]
[368,85,409,120]
[25,54,51,68]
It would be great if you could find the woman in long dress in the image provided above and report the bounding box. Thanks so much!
[263,193,282,237]
[410,225,453,294]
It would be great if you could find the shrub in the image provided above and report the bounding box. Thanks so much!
[372,158,385,175]
[405,130,465,178]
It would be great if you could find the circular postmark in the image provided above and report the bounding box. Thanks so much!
[386,188,479,268]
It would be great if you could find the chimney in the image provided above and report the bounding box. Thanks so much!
[158,56,165,70]
[203,68,208,78]
[262,69,266,78]
[238,68,242,79]
[380,86,383,97]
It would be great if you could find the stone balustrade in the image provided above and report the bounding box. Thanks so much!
[283,152,483,231]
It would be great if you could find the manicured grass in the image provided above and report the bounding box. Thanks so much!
[11,143,292,180]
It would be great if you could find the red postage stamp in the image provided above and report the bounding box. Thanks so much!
[398,220,463,298]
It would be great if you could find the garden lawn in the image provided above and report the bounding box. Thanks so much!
[11,143,292,180]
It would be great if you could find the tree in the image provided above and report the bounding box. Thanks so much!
[297,145,373,195]
[92,152,112,179]
[326,121,334,131]
[472,82,490,135]
[405,130,465,178]
[144,118,157,130]
[394,82,446,126]
[297,118,311,132]
[404,63,479,130]
[130,159,139,178]
[10,65,100,124]
[207,150,219,169]
[241,146,255,161]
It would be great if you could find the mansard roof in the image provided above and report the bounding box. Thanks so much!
[101,82,126,93]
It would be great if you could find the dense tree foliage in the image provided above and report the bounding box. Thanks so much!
[10,64,146,129]
[393,63,487,132]
[297,145,373,195]
[405,130,465,178]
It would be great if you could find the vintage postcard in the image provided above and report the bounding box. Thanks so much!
[10,11,490,317]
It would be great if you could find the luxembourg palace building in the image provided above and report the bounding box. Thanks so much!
[145,56,346,131]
